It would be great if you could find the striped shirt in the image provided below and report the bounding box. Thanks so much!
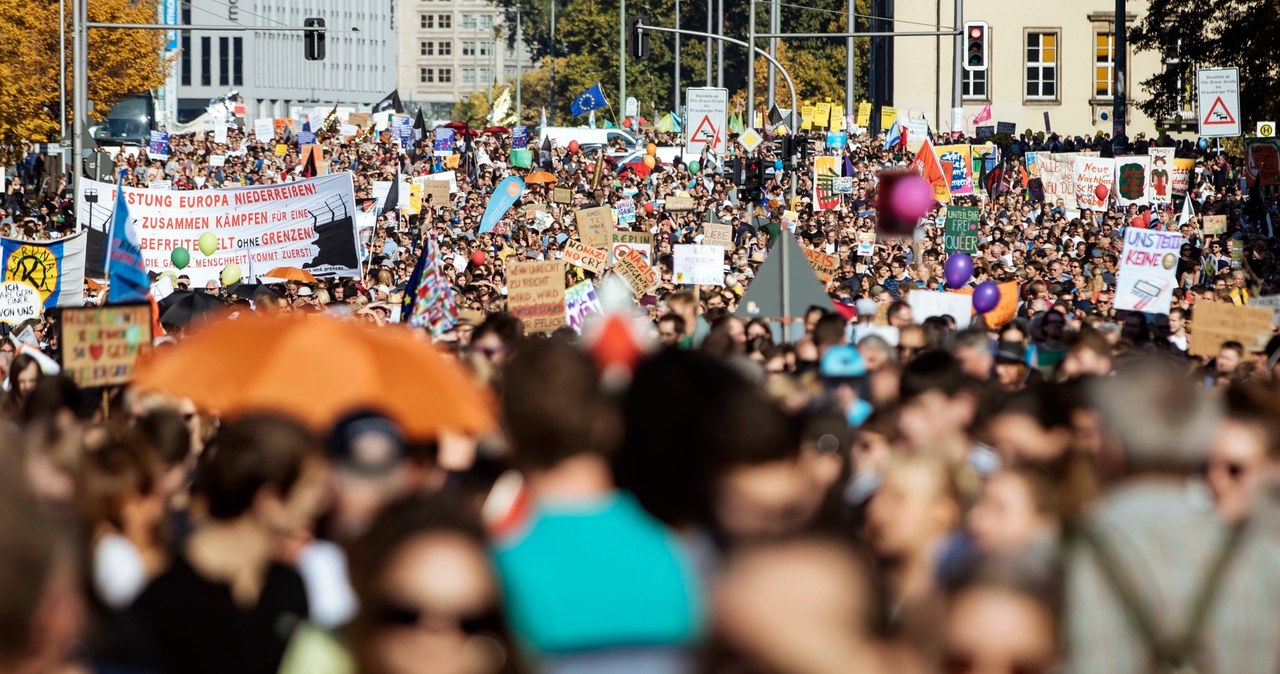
[1065,479,1280,674]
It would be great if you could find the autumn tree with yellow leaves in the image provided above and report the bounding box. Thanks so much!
[0,0,173,146]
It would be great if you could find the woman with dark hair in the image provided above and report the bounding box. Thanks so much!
[1,352,41,420]
[347,493,525,674]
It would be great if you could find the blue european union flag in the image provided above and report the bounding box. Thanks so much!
[570,84,607,116]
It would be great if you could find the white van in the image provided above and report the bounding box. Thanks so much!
[537,126,639,150]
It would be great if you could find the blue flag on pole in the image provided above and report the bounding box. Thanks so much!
[570,84,607,116]
[106,178,149,304]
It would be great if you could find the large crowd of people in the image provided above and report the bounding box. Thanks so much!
[1,104,1279,674]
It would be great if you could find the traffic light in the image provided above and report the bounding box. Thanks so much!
[628,17,650,60]
[964,22,988,71]
[777,136,794,168]
[304,17,326,61]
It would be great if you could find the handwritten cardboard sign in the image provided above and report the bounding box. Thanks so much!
[665,196,695,212]
[1189,301,1274,357]
[61,305,154,387]
[613,250,657,297]
[1203,215,1227,235]
[506,260,566,333]
[703,222,734,249]
[576,205,614,250]
[553,187,573,204]
[803,247,840,282]
[420,180,451,208]
[0,281,42,325]
[562,239,608,274]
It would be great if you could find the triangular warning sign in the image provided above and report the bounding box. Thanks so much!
[690,115,720,147]
[1203,96,1237,125]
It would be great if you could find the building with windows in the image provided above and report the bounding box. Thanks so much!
[168,0,397,124]
[398,0,536,121]
[891,0,1169,138]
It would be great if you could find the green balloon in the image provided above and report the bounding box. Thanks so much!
[171,247,190,270]
[198,232,219,257]
[688,160,700,174]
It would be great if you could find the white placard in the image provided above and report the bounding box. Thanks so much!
[907,289,972,328]
[1115,229,1181,315]
[0,281,42,325]
[673,244,725,286]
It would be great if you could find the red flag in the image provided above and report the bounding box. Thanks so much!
[973,104,992,125]
[909,138,952,202]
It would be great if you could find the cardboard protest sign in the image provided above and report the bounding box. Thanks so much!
[613,250,657,297]
[1250,295,1280,327]
[75,174,360,286]
[1039,153,1076,204]
[673,245,725,286]
[576,206,613,249]
[1074,156,1115,210]
[1203,215,1227,235]
[610,231,652,265]
[417,178,452,208]
[0,281,41,324]
[1189,302,1274,357]
[1115,156,1150,207]
[553,187,573,204]
[665,196,695,211]
[703,223,734,249]
[1115,228,1181,314]
[565,280,602,333]
[506,260,566,333]
[944,205,980,254]
[562,239,608,274]
[908,289,972,328]
[954,281,1019,328]
[802,247,840,283]
[61,304,153,387]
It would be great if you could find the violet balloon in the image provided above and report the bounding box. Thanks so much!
[889,174,934,221]
[972,281,1001,314]
[944,253,973,289]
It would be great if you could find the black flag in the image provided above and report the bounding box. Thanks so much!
[768,104,783,126]
[541,135,554,170]
[412,109,428,142]
[373,90,404,114]
[382,174,400,215]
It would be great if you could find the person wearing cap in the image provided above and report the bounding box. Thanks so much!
[993,339,1033,393]
[821,344,874,427]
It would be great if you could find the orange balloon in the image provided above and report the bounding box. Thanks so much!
[646,143,657,156]
[642,154,656,169]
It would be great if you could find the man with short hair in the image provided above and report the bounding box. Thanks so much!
[1062,328,1113,379]
[1217,340,1245,375]
[656,313,686,348]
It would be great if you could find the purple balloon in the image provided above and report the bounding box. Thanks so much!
[944,253,973,289]
[972,281,1001,314]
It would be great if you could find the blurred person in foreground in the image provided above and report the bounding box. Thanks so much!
[707,537,894,674]
[495,339,703,672]
[0,457,85,674]
[129,415,331,674]
[1066,359,1280,674]
[942,559,1060,674]
[334,493,525,674]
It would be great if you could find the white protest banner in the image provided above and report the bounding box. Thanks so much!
[1114,156,1149,207]
[1073,156,1115,210]
[0,281,42,324]
[75,173,361,286]
[562,239,608,274]
[1115,228,1181,314]
[1040,153,1076,204]
[148,180,172,191]
[673,244,725,286]
[907,289,972,328]
[253,118,274,141]
[565,280,603,333]
[1147,147,1174,204]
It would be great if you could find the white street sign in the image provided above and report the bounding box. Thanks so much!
[684,87,729,156]
[1197,67,1241,138]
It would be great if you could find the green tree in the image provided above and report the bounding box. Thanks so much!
[1129,0,1280,126]
[494,0,869,122]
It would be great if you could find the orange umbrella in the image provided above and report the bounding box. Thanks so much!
[524,170,558,185]
[263,267,318,283]
[132,313,495,439]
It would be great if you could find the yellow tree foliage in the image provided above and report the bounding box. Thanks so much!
[752,42,847,109]
[0,0,173,145]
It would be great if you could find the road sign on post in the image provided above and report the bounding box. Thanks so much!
[1197,67,1240,138]
[685,87,728,156]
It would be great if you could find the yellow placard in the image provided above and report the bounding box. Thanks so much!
[856,102,872,127]
[880,106,898,130]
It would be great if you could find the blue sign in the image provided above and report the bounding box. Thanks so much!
[511,126,529,150]
[163,0,178,50]
[148,131,169,158]
[434,128,455,156]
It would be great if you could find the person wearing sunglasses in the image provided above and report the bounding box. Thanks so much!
[1206,384,1280,523]
[347,493,525,674]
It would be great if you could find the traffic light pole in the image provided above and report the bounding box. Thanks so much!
[72,15,326,197]
[637,21,799,332]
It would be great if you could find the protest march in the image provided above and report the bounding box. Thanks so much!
[3,77,1280,674]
